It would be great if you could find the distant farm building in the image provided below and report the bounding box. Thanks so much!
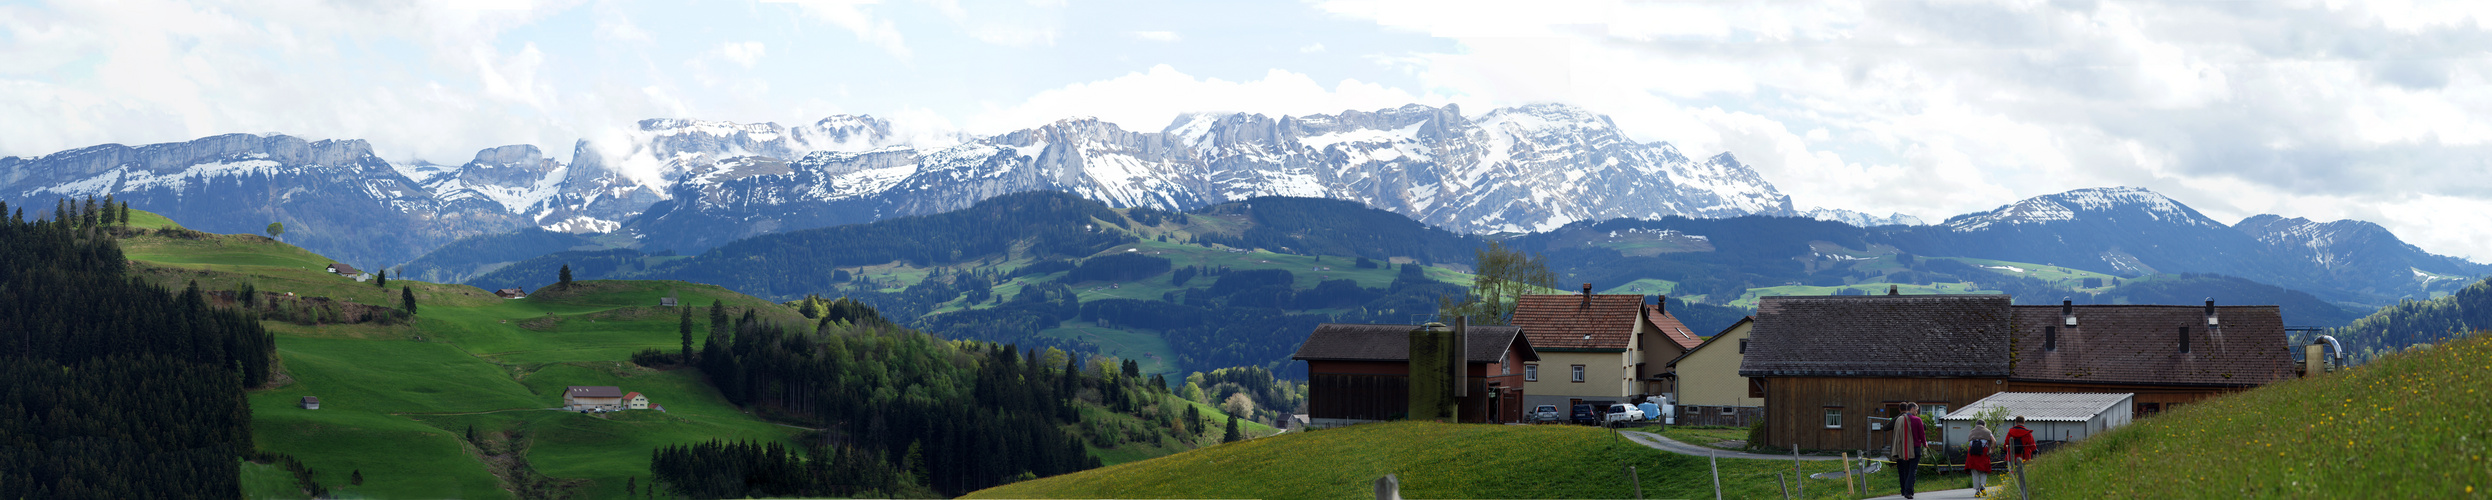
[1509,286,1691,410]
[325,263,361,277]
[300,396,320,410]
[565,386,625,411]
[1940,392,2135,448]
[495,288,528,299]
[659,297,678,307]
[1292,323,1537,427]
[626,392,651,410]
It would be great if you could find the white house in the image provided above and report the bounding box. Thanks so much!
[1940,392,2134,448]
[625,391,650,410]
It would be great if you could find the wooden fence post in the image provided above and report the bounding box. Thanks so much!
[1710,452,1723,500]
[1792,444,1804,497]
[1627,465,1643,500]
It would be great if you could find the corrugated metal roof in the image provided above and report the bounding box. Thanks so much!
[1940,392,2133,422]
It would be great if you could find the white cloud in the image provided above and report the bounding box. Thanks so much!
[772,0,912,60]
[1299,43,1326,53]
[1129,31,1181,43]
[966,64,1434,134]
[716,42,767,68]
[1317,0,2492,260]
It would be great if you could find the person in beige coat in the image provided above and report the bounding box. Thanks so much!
[1966,422,1997,494]
[1892,402,1928,499]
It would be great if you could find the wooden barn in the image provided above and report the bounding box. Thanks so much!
[1293,323,1537,428]
[564,386,625,411]
[2007,300,2292,418]
[1738,294,2013,451]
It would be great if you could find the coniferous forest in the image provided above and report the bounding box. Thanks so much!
[0,198,275,499]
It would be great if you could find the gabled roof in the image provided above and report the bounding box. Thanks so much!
[1739,295,2014,378]
[1939,392,2133,422]
[567,386,624,398]
[1511,294,1652,350]
[1645,303,1703,350]
[1291,323,1538,363]
[624,392,644,400]
[1664,316,1755,368]
[326,262,361,275]
[2009,305,2291,387]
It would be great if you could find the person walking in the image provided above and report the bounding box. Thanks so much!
[1966,420,1996,495]
[1891,402,1928,499]
[2005,416,2037,464]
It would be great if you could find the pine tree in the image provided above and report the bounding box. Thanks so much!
[558,264,574,290]
[401,286,417,315]
[626,476,637,496]
[465,425,477,445]
[350,469,364,486]
[118,201,130,226]
[374,269,387,288]
[1223,414,1241,443]
[679,306,695,365]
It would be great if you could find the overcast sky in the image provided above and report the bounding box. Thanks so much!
[5,0,2489,261]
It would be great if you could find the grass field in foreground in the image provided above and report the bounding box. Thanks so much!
[2026,332,2492,497]
[970,421,1913,499]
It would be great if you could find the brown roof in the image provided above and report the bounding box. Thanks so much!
[1739,295,2014,378]
[326,262,361,275]
[1646,303,1703,350]
[1511,294,1653,351]
[1291,323,1538,364]
[2009,304,2290,387]
[567,386,624,398]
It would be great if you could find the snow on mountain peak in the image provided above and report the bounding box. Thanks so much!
[1946,186,2221,232]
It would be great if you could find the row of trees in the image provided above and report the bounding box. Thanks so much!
[0,197,274,499]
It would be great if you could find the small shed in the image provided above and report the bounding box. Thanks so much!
[495,288,528,299]
[301,396,320,410]
[1940,392,2134,448]
[659,297,678,307]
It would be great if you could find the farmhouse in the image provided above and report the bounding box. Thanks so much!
[300,396,320,410]
[1939,392,2134,448]
[564,386,625,411]
[325,263,361,277]
[1510,286,1689,410]
[659,297,678,307]
[1637,301,1706,395]
[626,392,650,410]
[495,288,527,299]
[1659,317,1762,427]
[1738,294,2013,450]
[1293,323,1537,427]
[2006,301,2291,418]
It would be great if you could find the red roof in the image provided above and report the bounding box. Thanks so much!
[624,392,644,400]
[1645,304,1702,349]
[1511,294,1652,350]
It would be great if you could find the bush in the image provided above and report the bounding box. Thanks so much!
[1745,419,1769,452]
[630,348,679,367]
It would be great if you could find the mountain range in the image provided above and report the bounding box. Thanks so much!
[4,105,2483,309]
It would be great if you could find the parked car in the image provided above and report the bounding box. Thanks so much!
[1569,404,1599,425]
[1529,404,1561,423]
[1603,403,1646,424]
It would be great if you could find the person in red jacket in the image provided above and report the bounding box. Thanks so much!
[2005,416,2038,463]
[1967,421,1996,493]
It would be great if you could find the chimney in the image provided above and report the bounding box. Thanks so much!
[1657,295,1668,315]
[2062,299,2077,326]
[2204,298,2219,326]
[1581,283,1593,307]
[1887,285,1899,296]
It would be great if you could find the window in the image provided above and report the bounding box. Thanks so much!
[1502,352,1512,375]
[1720,406,1737,415]
[1747,378,1767,398]
[1524,364,1538,382]
[1823,408,1844,429]
[2179,326,2191,353]
[1924,404,1949,419]
[2044,326,2057,352]
[1738,339,1749,354]
[1571,365,1586,383]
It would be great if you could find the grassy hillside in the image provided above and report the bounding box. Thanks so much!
[971,421,1904,500]
[112,211,1269,498]
[2026,331,2492,497]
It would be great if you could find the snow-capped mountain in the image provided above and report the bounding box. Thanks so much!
[0,134,531,267]
[1803,207,1924,227]
[624,103,1796,251]
[2231,214,2487,296]
[1941,186,2227,232]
